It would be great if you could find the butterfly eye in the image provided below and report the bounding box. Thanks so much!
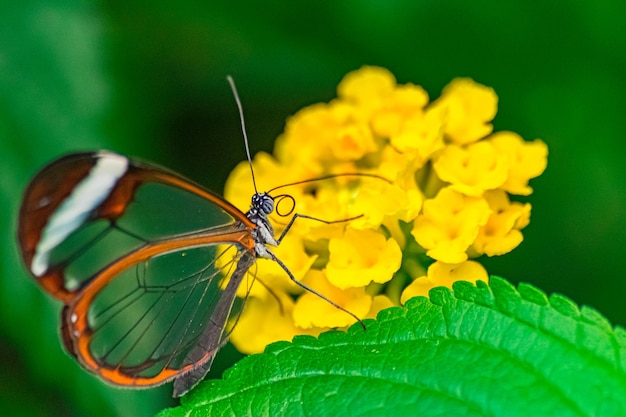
[260,194,274,215]
[252,193,274,215]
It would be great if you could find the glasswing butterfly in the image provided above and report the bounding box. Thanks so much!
[16,77,367,397]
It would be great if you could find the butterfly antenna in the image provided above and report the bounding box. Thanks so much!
[267,173,392,194]
[227,75,258,194]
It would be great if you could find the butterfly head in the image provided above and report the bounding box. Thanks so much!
[251,192,274,216]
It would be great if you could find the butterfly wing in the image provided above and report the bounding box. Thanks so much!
[62,230,255,393]
[17,151,257,392]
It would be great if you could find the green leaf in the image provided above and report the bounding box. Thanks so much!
[158,276,626,417]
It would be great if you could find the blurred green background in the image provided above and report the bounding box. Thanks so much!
[1,1,624,416]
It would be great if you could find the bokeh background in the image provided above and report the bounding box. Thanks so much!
[1,1,624,416]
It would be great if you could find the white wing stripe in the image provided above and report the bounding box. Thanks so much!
[31,152,129,276]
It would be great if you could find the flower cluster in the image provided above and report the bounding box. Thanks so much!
[223,66,548,354]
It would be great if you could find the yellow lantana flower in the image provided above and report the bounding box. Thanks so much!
[229,293,320,355]
[431,77,498,144]
[433,141,509,196]
[293,270,372,328]
[472,190,532,256]
[489,131,549,195]
[326,227,402,289]
[222,66,547,354]
[412,187,491,263]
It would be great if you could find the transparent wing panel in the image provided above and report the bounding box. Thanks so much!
[44,180,239,292]
[116,182,238,241]
[84,243,247,379]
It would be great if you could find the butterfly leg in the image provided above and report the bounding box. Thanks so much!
[275,213,363,245]
[260,246,366,331]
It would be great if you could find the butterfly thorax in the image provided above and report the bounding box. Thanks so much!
[246,192,277,259]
